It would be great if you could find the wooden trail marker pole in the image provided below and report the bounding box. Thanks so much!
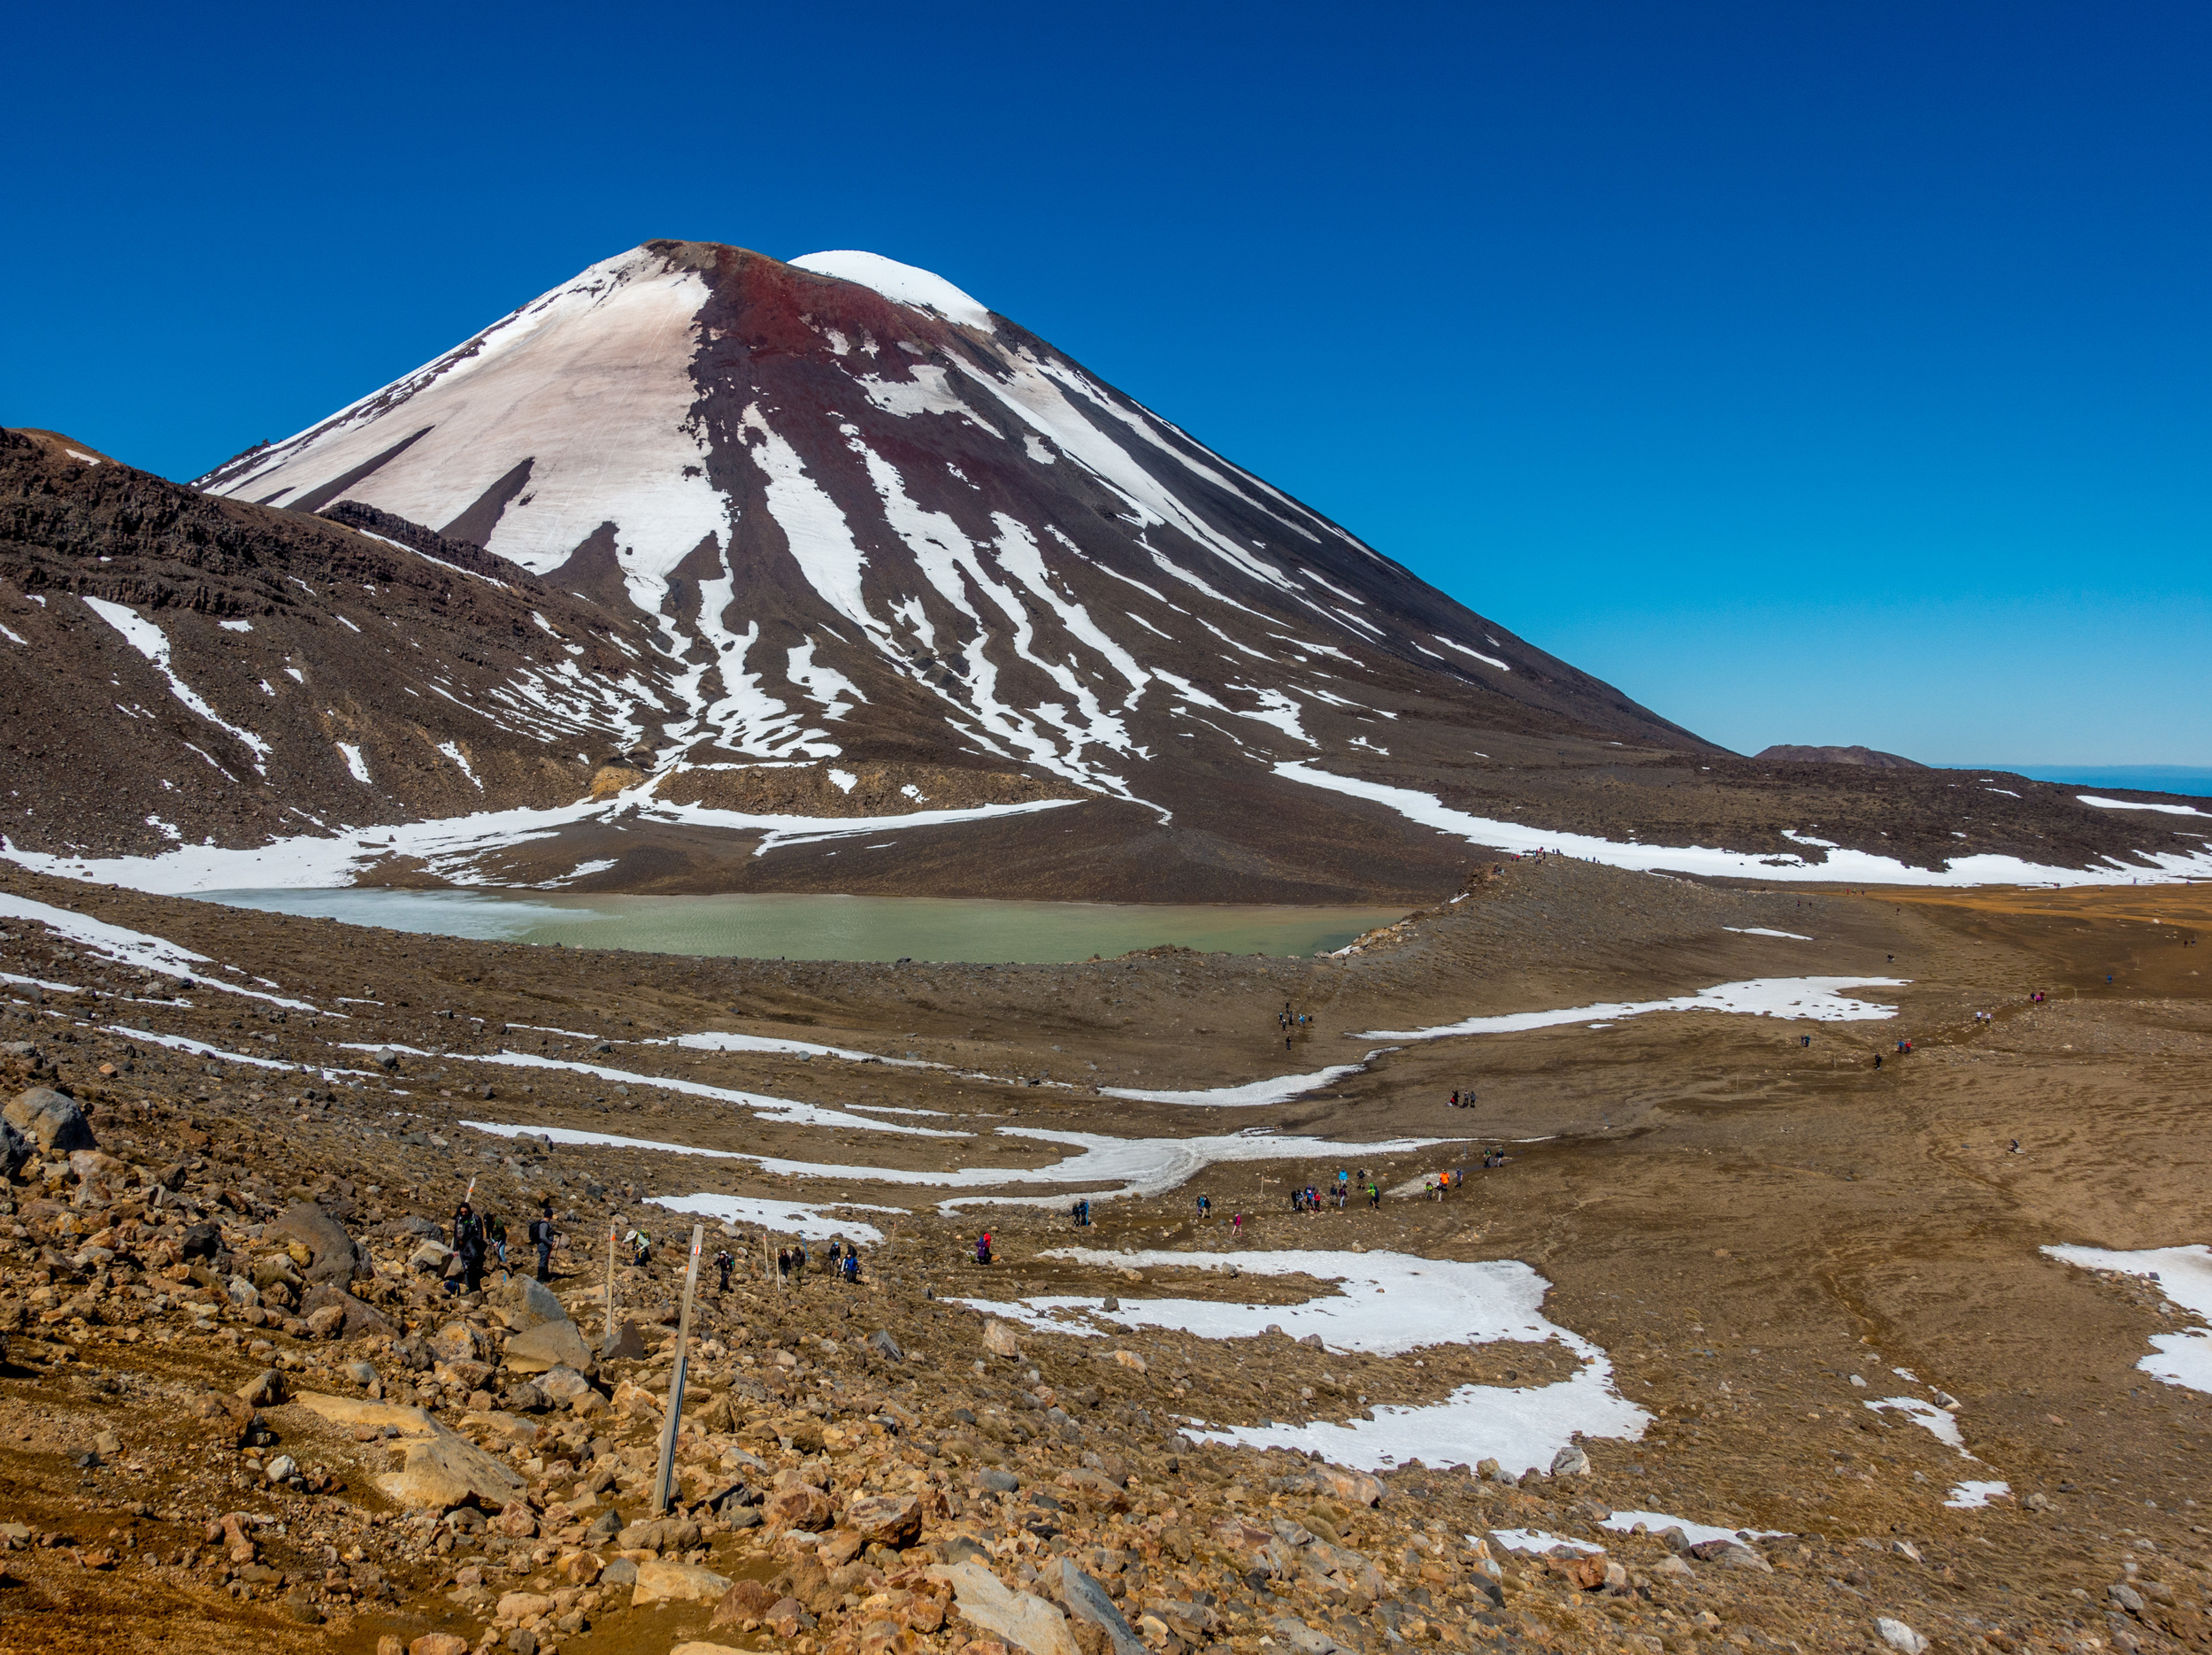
[651,1223,705,1516]
[603,1221,618,1355]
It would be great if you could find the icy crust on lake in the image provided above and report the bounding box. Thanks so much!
[1278,763,2212,888]
[957,1249,1647,1476]
[649,1192,898,1244]
[0,778,1080,897]
[2043,1243,2212,1395]
[1352,977,1905,1042]
[791,251,995,331]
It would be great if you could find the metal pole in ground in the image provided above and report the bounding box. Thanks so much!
[651,1223,705,1516]
[603,1220,618,1356]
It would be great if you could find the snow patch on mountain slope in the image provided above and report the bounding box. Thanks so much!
[0,781,1083,895]
[791,250,994,330]
[2077,795,2209,819]
[1432,635,1511,671]
[202,248,731,607]
[82,598,273,775]
[1278,763,2212,889]
[740,403,886,649]
[1353,977,1906,1042]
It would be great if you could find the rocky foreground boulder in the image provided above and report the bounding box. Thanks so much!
[4,1084,96,1155]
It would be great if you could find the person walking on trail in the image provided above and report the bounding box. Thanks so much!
[451,1202,487,1295]
[529,1203,556,1282]
[626,1228,651,1269]
[1197,1194,1211,1220]
[1232,1212,1245,1238]
[1367,1182,1380,1210]
[793,1242,810,1282]
[714,1247,734,1293]
[976,1232,994,1266]
[776,1246,792,1282]
[484,1211,509,1278]
[842,1250,861,1284]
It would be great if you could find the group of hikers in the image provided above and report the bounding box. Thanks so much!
[772,1237,864,1285]
[503,1219,871,1297]
[442,1199,560,1296]
[1277,1002,1313,1051]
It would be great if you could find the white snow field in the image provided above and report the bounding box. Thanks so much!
[199,249,732,618]
[647,1029,940,1066]
[463,1114,1442,1212]
[82,597,273,775]
[1277,762,2212,888]
[647,1192,899,1244]
[791,251,995,330]
[1352,977,1905,1042]
[2075,796,2209,818]
[1098,1059,1378,1108]
[0,775,1079,897]
[1944,1481,2012,1510]
[1488,1530,1601,1557]
[2043,1243,2212,1395]
[1599,1512,1787,1546]
[1864,1396,1972,1455]
[955,1248,1647,1475]
[0,891,325,1012]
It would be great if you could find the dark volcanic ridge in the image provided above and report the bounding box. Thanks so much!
[1753,744,1925,770]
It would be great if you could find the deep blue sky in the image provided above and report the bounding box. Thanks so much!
[4,2,2206,764]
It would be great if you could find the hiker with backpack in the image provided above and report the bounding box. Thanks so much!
[529,1204,557,1282]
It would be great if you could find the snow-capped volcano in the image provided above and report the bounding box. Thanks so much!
[15,243,2203,898]
[196,240,1691,812]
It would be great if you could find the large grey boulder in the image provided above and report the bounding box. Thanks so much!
[290,1393,526,1512]
[931,1559,1078,1655]
[265,1203,370,1284]
[300,1282,393,1337]
[499,1274,567,1331]
[4,1088,94,1156]
[503,1317,595,1375]
[1056,1559,1147,1655]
